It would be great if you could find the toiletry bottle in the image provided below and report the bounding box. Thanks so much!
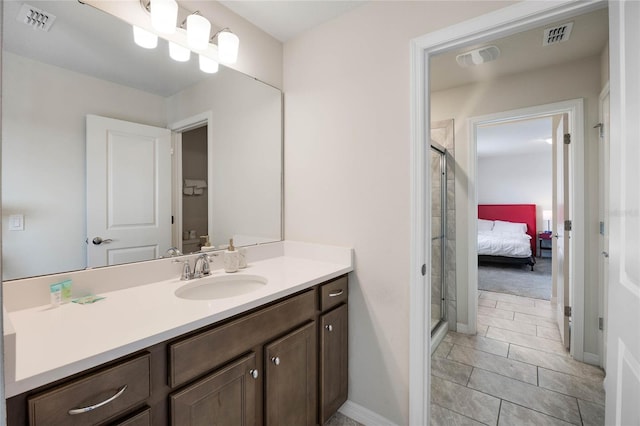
[223,238,240,273]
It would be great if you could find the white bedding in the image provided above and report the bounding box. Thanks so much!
[477,230,532,258]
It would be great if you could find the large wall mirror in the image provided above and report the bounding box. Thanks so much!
[2,1,283,281]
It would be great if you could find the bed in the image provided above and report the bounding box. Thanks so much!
[477,204,537,271]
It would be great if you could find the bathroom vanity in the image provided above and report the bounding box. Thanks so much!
[4,242,352,425]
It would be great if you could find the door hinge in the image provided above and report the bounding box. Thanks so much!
[564,133,571,145]
[599,317,604,331]
[564,220,572,231]
[171,215,174,225]
[564,306,572,317]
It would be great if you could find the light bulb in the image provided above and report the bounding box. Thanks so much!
[218,31,239,64]
[133,26,158,49]
[199,55,219,74]
[169,42,191,62]
[187,14,211,51]
[150,0,178,34]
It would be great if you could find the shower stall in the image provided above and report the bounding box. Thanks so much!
[430,142,447,334]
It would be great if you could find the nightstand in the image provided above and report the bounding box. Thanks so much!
[538,232,552,258]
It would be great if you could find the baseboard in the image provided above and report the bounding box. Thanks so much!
[456,322,470,334]
[339,400,397,426]
[583,351,600,366]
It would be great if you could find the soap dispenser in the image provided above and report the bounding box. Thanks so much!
[223,238,240,273]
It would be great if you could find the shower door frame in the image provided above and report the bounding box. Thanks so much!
[430,142,447,334]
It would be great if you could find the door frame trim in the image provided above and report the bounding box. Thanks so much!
[467,99,585,361]
[408,1,605,424]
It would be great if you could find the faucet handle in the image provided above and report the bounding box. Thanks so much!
[179,261,192,280]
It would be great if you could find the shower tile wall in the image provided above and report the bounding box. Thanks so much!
[432,119,456,331]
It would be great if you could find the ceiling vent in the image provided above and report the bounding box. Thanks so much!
[455,45,501,68]
[16,3,56,32]
[543,22,573,46]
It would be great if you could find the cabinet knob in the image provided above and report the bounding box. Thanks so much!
[325,324,333,332]
[271,356,280,366]
[249,369,259,379]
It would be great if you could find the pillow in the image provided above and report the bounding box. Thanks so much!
[493,220,527,234]
[478,219,494,232]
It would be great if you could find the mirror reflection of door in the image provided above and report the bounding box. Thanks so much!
[86,115,172,268]
[181,126,209,254]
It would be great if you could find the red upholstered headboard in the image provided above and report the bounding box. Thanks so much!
[478,204,537,254]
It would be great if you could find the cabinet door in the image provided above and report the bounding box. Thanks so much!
[264,321,317,426]
[170,353,257,426]
[320,304,348,424]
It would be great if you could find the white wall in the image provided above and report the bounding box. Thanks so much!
[1,52,166,280]
[478,151,553,232]
[431,55,602,357]
[283,1,517,423]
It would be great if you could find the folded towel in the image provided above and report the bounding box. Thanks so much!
[193,187,204,195]
[183,187,194,195]
[184,179,207,189]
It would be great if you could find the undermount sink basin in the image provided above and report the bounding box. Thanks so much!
[175,274,268,300]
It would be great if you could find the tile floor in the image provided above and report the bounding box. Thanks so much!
[431,290,606,426]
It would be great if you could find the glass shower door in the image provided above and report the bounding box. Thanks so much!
[431,145,446,333]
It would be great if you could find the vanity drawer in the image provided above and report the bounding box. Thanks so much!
[28,353,150,426]
[113,407,151,426]
[169,289,315,388]
[320,276,348,311]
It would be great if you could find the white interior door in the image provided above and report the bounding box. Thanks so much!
[86,115,172,268]
[553,113,570,350]
[605,1,640,424]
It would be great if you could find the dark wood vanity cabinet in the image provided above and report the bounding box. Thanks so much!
[170,353,258,425]
[265,321,317,425]
[6,275,348,426]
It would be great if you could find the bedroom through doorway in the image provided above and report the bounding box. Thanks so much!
[476,117,555,301]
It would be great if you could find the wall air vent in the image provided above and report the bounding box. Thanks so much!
[16,3,56,32]
[455,45,501,68]
[543,22,573,46]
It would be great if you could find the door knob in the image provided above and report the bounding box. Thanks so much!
[271,356,280,366]
[92,237,113,245]
[249,369,259,379]
[325,324,333,332]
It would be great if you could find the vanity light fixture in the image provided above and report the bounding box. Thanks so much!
[199,54,219,74]
[216,29,240,64]
[186,12,211,51]
[133,25,158,49]
[149,0,178,34]
[169,41,191,62]
[135,0,239,74]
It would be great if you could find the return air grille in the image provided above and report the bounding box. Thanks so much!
[543,22,573,46]
[16,3,56,32]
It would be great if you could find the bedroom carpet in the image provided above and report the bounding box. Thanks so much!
[478,258,552,300]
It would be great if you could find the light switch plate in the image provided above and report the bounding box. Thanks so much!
[9,214,24,231]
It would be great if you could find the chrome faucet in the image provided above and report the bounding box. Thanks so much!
[174,254,216,280]
[193,254,211,278]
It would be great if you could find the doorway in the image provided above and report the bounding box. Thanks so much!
[408,2,603,423]
[181,126,209,254]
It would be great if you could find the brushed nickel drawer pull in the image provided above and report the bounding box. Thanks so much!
[328,290,344,297]
[68,384,127,415]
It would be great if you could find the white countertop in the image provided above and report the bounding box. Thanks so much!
[4,242,353,397]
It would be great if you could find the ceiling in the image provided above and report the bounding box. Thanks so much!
[430,7,609,92]
[477,117,553,158]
